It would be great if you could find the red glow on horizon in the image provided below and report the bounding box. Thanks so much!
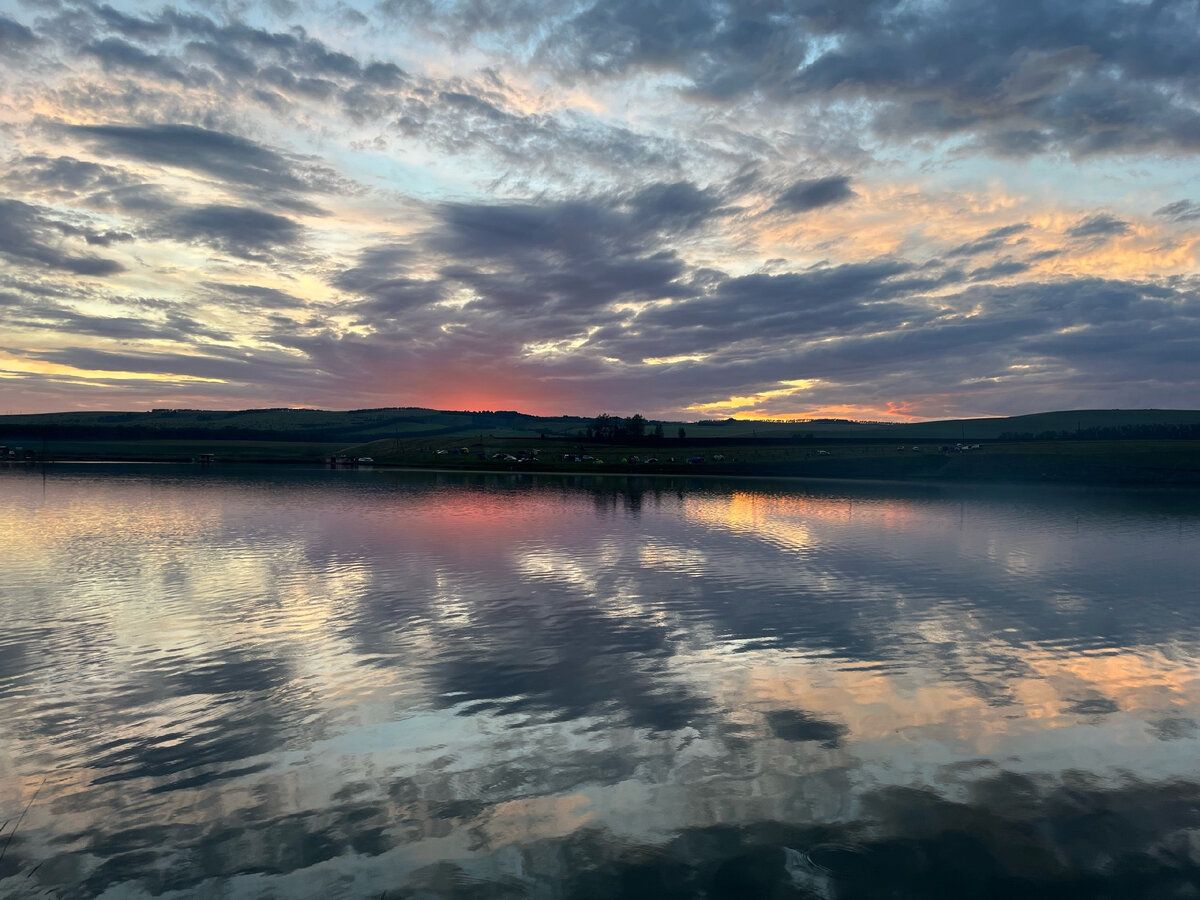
[722,402,933,424]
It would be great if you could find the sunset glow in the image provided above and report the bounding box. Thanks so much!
[1,1,1197,418]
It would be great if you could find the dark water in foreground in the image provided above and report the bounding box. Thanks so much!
[1,465,1199,899]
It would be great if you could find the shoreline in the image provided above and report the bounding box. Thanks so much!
[18,447,1200,487]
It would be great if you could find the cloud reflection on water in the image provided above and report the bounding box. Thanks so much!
[0,467,1197,897]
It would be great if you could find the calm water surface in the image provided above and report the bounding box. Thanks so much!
[1,465,1199,898]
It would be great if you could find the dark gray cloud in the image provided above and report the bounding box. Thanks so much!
[9,303,228,342]
[793,1,1200,155]
[167,204,303,259]
[769,278,1197,390]
[330,247,443,320]
[1155,200,1200,223]
[38,2,375,108]
[89,182,177,215]
[57,123,334,220]
[382,0,806,100]
[542,0,811,99]
[8,148,309,263]
[153,8,362,80]
[0,14,37,49]
[408,188,718,330]
[82,36,205,85]
[774,175,855,213]
[435,200,615,259]
[362,60,406,87]
[333,244,446,319]
[948,223,1031,257]
[260,64,337,99]
[3,155,142,201]
[0,199,125,276]
[628,180,726,231]
[588,259,918,362]
[199,282,308,310]
[378,0,1200,157]
[1066,213,1130,239]
[68,124,333,196]
[94,3,172,41]
[349,278,444,319]
[967,260,1030,281]
[432,181,722,262]
[183,39,257,79]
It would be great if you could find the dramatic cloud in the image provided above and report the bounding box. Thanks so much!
[1155,200,1200,223]
[947,223,1031,258]
[380,0,1200,156]
[774,175,856,213]
[0,14,36,50]
[67,124,331,197]
[0,199,126,276]
[0,0,1195,418]
[1067,213,1131,240]
[166,204,303,259]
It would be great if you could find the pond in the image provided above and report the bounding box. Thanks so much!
[1,465,1198,898]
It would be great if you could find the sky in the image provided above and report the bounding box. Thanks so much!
[0,0,1197,421]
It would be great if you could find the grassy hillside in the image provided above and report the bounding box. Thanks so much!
[0,407,590,443]
[881,408,1200,440]
[3,407,1198,483]
[0,439,348,462]
[342,435,1200,485]
[686,409,1200,440]
[3,406,1198,444]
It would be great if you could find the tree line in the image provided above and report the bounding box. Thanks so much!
[583,413,686,441]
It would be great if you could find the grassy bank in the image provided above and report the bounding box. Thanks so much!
[6,428,1198,487]
[345,436,1200,486]
[4,439,346,462]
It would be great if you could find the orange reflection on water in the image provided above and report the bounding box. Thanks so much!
[479,793,595,846]
[683,492,815,549]
[714,638,1200,756]
[682,489,930,548]
[1019,647,1200,719]
[0,480,222,555]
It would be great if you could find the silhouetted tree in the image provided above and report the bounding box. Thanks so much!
[677,427,687,439]
[627,413,646,438]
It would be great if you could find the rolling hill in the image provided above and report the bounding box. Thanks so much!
[2,406,1198,444]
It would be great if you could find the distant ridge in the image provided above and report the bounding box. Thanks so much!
[850,409,1200,440]
[1,407,1198,444]
[0,407,590,443]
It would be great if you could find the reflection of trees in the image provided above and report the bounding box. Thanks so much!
[586,481,670,516]
[392,773,1200,899]
[35,768,1200,897]
[541,773,1200,899]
